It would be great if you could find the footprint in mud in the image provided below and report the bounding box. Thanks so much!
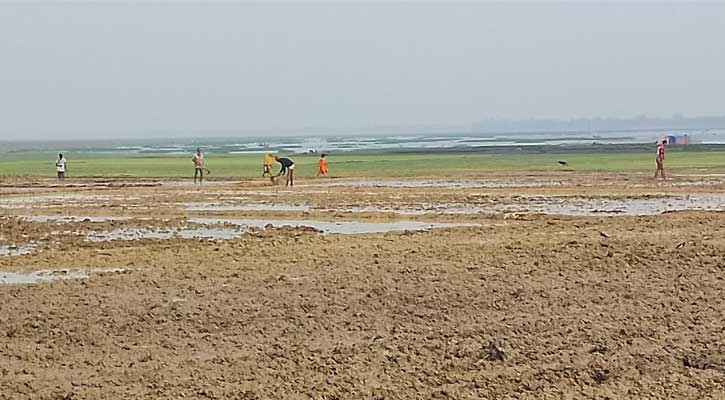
[590,366,612,384]
[485,340,507,362]
[682,354,723,371]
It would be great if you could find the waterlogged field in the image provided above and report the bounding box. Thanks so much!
[1,157,725,398]
[2,148,725,177]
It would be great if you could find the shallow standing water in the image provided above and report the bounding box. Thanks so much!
[0,243,36,256]
[0,268,128,285]
[189,217,476,235]
[334,195,725,216]
[499,195,725,216]
[87,227,243,241]
[184,203,310,212]
[19,215,132,223]
[324,179,565,189]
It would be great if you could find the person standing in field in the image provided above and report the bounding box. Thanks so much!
[262,152,274,177]
[274,156,295,187]
[55,153,67,180]
[317,153,328,177]
[192,148,205,185]
[654,139,666,180]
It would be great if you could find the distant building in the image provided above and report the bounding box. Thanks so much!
[665,133,689,145]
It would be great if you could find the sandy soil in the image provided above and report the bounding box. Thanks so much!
[1,172,725,399]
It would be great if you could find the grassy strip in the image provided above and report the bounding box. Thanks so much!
[1,149,724,177]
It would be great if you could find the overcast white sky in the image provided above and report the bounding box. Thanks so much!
[1,1,724,140]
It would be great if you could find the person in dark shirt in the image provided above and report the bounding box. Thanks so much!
[274,156,295,187]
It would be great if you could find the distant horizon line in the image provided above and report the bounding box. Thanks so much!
[2,125,725,145]
[3,114,725,143]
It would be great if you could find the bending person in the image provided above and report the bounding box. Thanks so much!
[274,156,295,187]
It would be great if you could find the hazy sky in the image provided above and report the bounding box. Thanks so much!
[1,1,724,140]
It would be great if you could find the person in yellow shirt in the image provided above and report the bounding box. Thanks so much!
[317,153,328,177]
[262,153,274,177]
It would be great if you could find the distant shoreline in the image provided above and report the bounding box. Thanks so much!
[2,130,725,155]
[4,142,725,157]
[359,143,725,155]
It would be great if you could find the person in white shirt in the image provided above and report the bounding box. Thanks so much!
[55,153,67,180]
[192,148,205,185]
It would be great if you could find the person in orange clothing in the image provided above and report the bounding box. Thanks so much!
[317,153,328,177]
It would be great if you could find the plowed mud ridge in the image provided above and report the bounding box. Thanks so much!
[1,173,725,399]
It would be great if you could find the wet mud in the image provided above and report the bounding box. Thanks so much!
[1,173,724,399]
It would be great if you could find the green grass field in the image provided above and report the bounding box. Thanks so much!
[1,150,725,178]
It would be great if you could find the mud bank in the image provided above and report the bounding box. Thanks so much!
[1,174,724,399]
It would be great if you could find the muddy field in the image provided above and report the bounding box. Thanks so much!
[1,172,725,399]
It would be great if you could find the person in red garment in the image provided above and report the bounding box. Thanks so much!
[654,139,666,180]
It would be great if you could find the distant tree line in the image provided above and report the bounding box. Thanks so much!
[474,115,725,134]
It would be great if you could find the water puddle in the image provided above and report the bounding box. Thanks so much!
[0,243,36,256]
[343,205,486,215]
[0,194,121,209]
[221,190,332,196]
[628,179,725,188]
[185,203,310,212]
[0,268,128,285]
[159,180,238,187]
[19,215,131,223]
[190,217,475,234]
[87,228,242,241]
[331,195,725,216]
[325,179,563,189]
[499,195,725,216]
